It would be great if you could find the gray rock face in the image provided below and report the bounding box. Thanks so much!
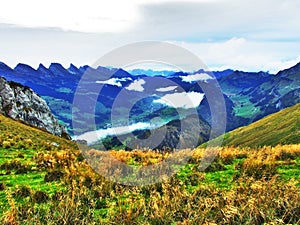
[0,76,70,139]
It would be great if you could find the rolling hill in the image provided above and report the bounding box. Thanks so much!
[219,103,300,147]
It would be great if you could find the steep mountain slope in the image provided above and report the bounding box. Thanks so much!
[0,108,79,216]
[219,103,300,147]
[229,62,300,121]
[219,70,272,94]
[0,76,69,139]
[252,63,300,120]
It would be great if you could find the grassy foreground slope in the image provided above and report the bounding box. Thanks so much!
[221,103,300,147]
[0,113,300,224]
[0,114,79,215]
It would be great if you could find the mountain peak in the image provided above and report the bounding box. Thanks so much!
[68,63,81,75]
[0,62,14,72]
[69,63,78,70]
[37,63,50,75]
[38,63,47,70]
[49,63,66,70]
[14,63,37,73]
[49,63,70,77]
[276,61,300,77]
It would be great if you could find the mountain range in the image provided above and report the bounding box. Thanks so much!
[0,61,299,150]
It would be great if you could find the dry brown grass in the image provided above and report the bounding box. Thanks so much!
[1,144,299,224]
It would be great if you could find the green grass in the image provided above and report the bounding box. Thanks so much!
[203,164,235,189]
[0,148,35,164]
[0,113,77,216]
[0,144,66,216]
[0,172,63,192]
[216,103,300,147]
[277,157,300,183]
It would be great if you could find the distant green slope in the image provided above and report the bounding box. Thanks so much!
[219,103,300,147]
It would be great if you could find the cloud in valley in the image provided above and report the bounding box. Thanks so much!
[96,77,132,87]
[181,73,213,83]
[156,86,178,92]
[153,92,205,109]
[125,79,146,92]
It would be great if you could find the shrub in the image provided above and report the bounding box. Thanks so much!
[31,191,49,204]
[15,166,29,174]
[275,150,297,161]
[82,176,93,188]
[24,139,33,146]
[185,172,205,186]
[44,170,64,182]
[13,186,31,198]
[95,197,107,209]
[52,191,64,201]
[205,158,227,172]
[2,141,11,148]
[0,182,5,191]
[238,157,277,180]
[0,160,29,174]
[17,153,25,159]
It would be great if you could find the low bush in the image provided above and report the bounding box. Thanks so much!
[44,170,64,182]
[0,160,30,174]
[31,191,49,204]
[13,186,31,198]
[0,182,5,191]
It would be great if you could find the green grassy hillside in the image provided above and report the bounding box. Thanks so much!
[0,113,77,151]
[220,103,300,147]
[0,113,300,224]
[0,114,79,215]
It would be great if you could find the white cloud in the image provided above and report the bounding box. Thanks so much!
[125,79,146,92]
[96,77,132,87]
[156,86,177,92]
[176,38,300,73]
[180,73,213,83]
[75,122,151,144]
[153,92,204,109]
[0,0,218,33]
[0,0,140,33]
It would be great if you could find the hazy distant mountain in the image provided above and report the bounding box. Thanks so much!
[127,69,176,77]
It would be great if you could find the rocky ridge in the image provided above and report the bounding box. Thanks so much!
[0,76,69,139]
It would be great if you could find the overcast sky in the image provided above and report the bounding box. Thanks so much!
[1,0,300,73]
